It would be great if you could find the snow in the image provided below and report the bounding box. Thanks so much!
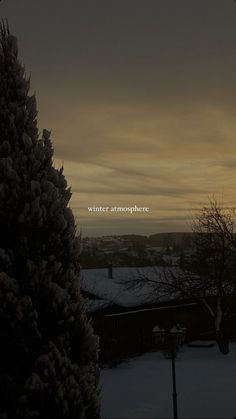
[101,342,236,418]
[188,340,215,347]
[82,267,178,308]
[82,266,233,314]
[85,299,114,313]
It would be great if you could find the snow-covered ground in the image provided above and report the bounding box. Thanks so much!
[101,342,236,419]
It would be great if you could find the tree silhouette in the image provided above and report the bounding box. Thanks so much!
[0,23,100,419]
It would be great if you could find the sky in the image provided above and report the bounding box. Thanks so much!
[1,0,236,236]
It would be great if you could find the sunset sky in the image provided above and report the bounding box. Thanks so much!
[2,0,236,236]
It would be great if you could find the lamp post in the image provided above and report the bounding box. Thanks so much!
[153,325,186,419]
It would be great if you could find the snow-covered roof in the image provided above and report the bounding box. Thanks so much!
[82,266,178,311]
[85,299,114,313]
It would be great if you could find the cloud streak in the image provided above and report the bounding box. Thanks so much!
[2,0,236,235]
[50,103,236,235]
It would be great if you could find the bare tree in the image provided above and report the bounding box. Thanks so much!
[187,199,236,353]
[124,199,236,354]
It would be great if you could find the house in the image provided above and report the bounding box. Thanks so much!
[81,266,221,364]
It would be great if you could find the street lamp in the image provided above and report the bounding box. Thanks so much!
[152,325,186,419]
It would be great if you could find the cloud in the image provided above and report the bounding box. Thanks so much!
[49,102,236,169]
[214,159,236,169]
[2,0,236,236]
[47,101,236,235]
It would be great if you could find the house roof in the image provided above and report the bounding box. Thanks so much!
[81,266,179,312]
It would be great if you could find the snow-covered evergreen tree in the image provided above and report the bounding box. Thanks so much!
[0,24,100,419]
